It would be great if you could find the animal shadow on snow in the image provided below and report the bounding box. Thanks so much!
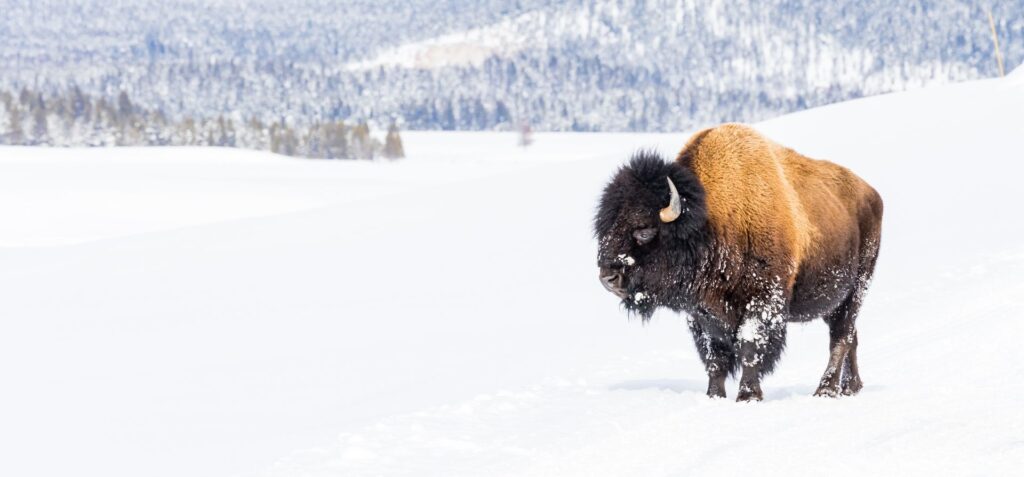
[610,379,866,401]
[608,378,708,395]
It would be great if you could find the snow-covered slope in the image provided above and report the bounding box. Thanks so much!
[2,73,1023,477]
[4,1,1023,131]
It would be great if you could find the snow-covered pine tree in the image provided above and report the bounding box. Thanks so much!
[31,101,49,146]
[351,122,374,160]
[383,122,405,159]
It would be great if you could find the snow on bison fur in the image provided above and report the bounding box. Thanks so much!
[595,124,883,401]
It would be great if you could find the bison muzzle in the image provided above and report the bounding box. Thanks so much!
[595,124,883,402]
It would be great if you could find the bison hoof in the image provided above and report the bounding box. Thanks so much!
[841,378,863,396]
[707,375,727,399]
[736,384,763,402]
[813,385,840,398]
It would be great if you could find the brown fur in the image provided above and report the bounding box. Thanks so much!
[678,124,881,311]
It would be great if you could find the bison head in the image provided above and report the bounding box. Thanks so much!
[594,151,708,319]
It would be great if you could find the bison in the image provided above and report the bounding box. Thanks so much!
[595,124,882,401]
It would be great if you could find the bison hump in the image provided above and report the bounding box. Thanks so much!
[677,124,813,284]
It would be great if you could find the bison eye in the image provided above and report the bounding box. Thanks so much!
[633,227,657,245]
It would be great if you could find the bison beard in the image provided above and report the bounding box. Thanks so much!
[594,125,882,402]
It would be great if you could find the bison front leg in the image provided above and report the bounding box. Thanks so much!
[735,308,787,402]
[687,317,735,398]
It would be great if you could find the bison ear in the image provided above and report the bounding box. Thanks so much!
[659,177,682,223]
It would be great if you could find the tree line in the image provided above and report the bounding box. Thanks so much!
[0,87,405,160]
[5,1,1017,134]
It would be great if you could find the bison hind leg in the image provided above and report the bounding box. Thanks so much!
[816,235,878,397]
[815,291,863,397]
[840,335,863,395]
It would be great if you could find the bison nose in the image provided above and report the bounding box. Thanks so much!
[599,269,628,299]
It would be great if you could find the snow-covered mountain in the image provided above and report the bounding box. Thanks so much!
[2,65,1023,477]
[2,0,1022,131]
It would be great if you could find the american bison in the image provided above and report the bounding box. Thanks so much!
[595,124,883,401]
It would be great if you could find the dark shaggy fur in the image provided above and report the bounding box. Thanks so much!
[595,151,710,318]
[594,126,882,402]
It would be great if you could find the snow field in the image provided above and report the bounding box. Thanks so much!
[2,68,1023,477]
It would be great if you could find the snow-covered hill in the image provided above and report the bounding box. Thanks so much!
[3,0,1022,131]
[2,70,1023,477]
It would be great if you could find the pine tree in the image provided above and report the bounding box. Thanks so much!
[178,117,197,145]
[2,101,24,144]
[0,100,8,143]
[18,88,31,107]
[224,117,237,147]
[216,116,235,147]
[351,122,374,159]
[269,122,281,154]
[304,122,324,158]
[117,91,133,117]
[31,102,49,145]
[518,121,533,148]
[280,126,298,156]
[324,121,348,159]
[383,122,405,159]
[70,85,88,120]
[245,117,267,151]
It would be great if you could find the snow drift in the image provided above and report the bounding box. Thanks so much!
[1,72,1023,477]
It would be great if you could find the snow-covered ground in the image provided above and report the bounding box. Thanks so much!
[2,68,1024,477]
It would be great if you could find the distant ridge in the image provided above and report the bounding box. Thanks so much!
[1,0,1022,132]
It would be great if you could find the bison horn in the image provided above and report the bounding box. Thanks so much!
[659,177,682,223]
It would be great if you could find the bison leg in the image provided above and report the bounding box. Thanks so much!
[815,292,862,397]
[827,226,878,397]
[687,316,735,398]
[840,331,863,395]
[735,307,787,402]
